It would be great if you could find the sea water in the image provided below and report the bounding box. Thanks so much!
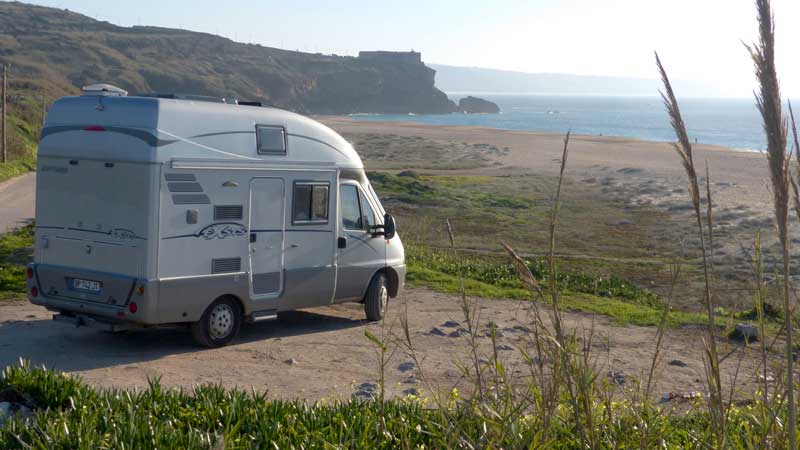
[349,94,766,152]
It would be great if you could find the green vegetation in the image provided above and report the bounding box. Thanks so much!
[0,157,34,184]
[407,245,661,307]
[0,224,33,300]
[0,361,792,449]
[0,78,41,183]
[345,134,507,170]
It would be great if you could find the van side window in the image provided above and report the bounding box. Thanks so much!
[256,125,287,155]
[359,191,376,230]
[292,183,329,224]
[341,185,362,230]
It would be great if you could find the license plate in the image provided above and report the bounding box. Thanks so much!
[72,278,102,293]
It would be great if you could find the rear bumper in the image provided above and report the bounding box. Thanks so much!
[27,263,157,324]
[52,312,138,332]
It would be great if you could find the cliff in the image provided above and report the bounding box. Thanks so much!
[0,2,455,114]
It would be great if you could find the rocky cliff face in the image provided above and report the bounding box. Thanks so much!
[458,96,500,114]
[0,2,455,114]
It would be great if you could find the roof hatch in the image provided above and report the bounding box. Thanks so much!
[81,84,128,97]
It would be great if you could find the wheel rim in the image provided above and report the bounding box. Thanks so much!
[378,285,388,315]
[208,304,234,340]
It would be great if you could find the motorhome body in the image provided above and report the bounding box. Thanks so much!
[27,88,405,347]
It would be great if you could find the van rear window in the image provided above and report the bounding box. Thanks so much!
[293,183,329,224]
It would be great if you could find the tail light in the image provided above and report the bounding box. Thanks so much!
[30,286,38,298]
[128,302,138,314]
[26,268,33,279]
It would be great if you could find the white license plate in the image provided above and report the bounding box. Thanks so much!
[72,278,102,293]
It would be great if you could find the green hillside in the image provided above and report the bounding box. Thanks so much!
[0,1,454,115]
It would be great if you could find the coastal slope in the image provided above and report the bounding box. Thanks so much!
[0,2,454,114]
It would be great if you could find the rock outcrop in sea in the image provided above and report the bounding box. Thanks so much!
[458,96,500,114]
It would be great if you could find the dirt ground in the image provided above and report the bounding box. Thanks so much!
[0,288,771,401]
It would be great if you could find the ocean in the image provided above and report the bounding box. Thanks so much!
[349,94,767,152]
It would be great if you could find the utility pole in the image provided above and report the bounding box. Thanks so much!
[1,63,6,164]
[41,94,47,127]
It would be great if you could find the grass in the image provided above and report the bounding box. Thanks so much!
[405,245,722,327]
[345,134,507,170]
[0,224,33,300]
[0,361,792,449]
[0,157,35,184]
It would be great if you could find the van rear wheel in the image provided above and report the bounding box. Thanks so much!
[364,273,388,321]
[191,297,242,348]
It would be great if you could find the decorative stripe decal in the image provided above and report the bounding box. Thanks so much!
[37,225,146,241]
[161,228,332,240]
[162,222,247,240]
[41,125,178,147]
[189,131,256,138]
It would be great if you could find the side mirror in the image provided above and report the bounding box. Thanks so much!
[383,213,396,240]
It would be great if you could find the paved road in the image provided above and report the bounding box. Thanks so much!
[0,172,35,232]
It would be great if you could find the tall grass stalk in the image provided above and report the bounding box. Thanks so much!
[655,52,726,448]
[747,0,795,444]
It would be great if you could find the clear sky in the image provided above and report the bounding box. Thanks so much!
[27,0,800,97]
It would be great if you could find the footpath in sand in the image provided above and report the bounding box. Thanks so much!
[0,288,766,401]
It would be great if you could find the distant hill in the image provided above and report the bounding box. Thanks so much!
[0,2,454,115]
[429,64,724,97]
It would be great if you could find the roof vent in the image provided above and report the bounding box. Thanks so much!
[81,84,128,97]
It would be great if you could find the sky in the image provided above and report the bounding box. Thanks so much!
[27,0,800,98]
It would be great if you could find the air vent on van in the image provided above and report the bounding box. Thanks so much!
[168,182,203,193]
[165,173,196,182]
[214,205,243,220]
[212,258,241,274]
[172,194,210,205]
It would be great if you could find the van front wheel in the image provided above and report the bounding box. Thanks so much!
[191,297,242,348]
[364,273,388,321]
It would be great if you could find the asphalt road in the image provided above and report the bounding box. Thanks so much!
[0,172,35,231]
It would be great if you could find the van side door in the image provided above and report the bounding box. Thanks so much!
[334,181,386,302]
[248,177,286,298]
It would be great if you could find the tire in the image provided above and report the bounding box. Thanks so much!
[364,273,389,322]
[191,296,242,348]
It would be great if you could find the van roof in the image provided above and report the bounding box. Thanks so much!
[40,95,363,168]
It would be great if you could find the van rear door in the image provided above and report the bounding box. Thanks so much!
[36,157,153,278]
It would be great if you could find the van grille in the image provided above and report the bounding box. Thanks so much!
[214,205,243,220]
[212,257,241,274]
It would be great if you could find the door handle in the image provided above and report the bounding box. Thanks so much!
[337,237,347,249]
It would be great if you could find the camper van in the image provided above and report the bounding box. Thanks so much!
[26,85,405,347]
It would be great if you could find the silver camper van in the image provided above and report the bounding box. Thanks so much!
[26,85,405,347]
